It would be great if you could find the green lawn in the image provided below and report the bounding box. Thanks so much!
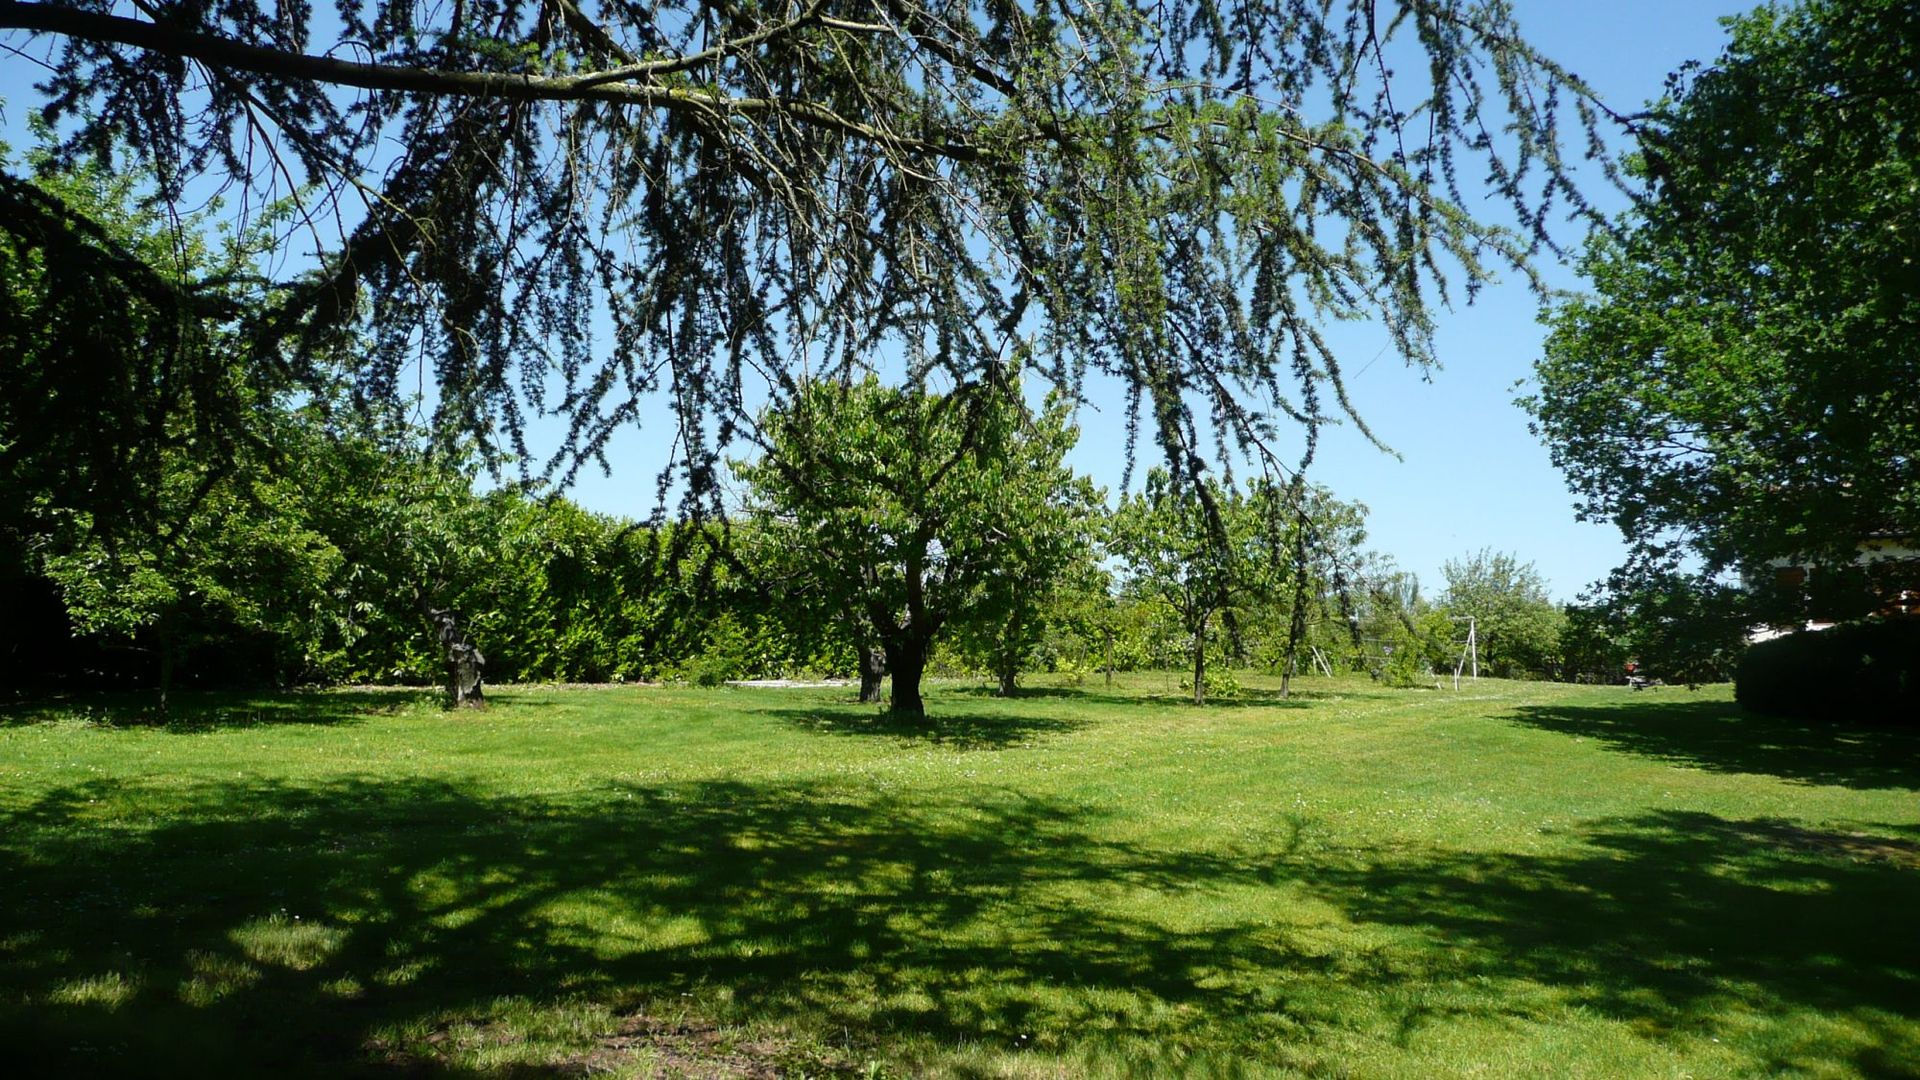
[2,675,1916,1077]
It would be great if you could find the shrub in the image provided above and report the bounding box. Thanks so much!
[1379,643,1430,689]
[1181,664,1241,700]
[1735,618,1920,724]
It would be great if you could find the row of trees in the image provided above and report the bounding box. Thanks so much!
[4,166,1581,711]
[0,149,1615,711]
[11,430,1587,713]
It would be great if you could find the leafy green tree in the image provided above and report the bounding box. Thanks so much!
[4,1,1619,512]
[2,147,342,706]
[1030,540,1125,686]
[1525,0,1920,620]
[1266,485,1369,696]
[0,133,269,553]
[954,475,1104,697]
[1110,470,1279,704]
[735,375,1087,718]
[1437,549,1565,679]
[1581,568,1751,687]
[36,447,341,706]
[1558,602,1628,685]
[1337,563,1449,686]
[292,428,538,707]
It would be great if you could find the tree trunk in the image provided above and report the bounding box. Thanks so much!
[857,643,886,704]
[1104,628,1114,687]
[994,610,1020,698]
[426,605,486,709]
[1191,614,1208,706]
[1278,571,1312,700]
[156,610,178,719]
[884,635,929,719]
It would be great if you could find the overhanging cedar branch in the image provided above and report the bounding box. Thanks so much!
[0,2,1432,224]
[0,0,980,159]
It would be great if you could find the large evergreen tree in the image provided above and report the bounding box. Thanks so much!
[2,0,1620,511]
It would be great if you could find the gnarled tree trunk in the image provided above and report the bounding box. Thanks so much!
[425,604,485,709]
[857,643,886,704]
[882,632,931,719]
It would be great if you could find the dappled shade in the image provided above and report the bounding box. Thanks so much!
[4,760,1916,1074]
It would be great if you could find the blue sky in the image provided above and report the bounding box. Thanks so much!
[1285,0,1745,602]
[1,1,1752,599]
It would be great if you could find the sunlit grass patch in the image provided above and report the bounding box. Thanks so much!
[45,971,140,1009]
[230,913,345,971]
[178,950,262,1007]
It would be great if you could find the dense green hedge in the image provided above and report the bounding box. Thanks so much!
[1735,618,1920,723]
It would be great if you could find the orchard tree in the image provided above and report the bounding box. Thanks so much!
[1340,561,1450,686]
[734,373,1087,718]
[1579,567,1751,686]
[956,474,1103,697]
[1269,483,1368,696]
[3,149,342,708]
[1,0,1625,532]
[737,515,888,701]
[35,436,341,709]
[1525,0,1920,619]
[1110,469,1277,704]
[293,428,540,708]
[1437,548,1564,678]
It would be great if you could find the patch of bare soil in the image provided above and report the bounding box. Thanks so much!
[560,1015,866,1078]
[1733,820,1920,869]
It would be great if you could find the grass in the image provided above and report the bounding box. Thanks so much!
[2,673,1916,1077]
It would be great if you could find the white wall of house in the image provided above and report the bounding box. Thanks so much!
[1746,538,1918,640]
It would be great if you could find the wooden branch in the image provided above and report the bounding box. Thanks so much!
[570,0,827,87]
[0,1,980,159]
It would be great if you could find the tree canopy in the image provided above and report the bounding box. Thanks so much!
[734,373,1088,716]
[1525,0,1920,617]
[1436,548,1561,678]
[1109,468,1283,704]
[1,0,1621,516]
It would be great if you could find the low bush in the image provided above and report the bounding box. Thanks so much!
[1181,664,1242,699]
[1735,618,1920,724]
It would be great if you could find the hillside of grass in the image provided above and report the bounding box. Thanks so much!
[3,675,1916,1077]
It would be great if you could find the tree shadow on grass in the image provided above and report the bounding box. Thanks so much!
[1506,697,1920,791]
[1304,810,1920,1076]
[943,684,1091,701]
[3,774,1916,1077]
[0,688,440,732]
[944,682,1321,711]
[1164,688,1322,710]
[758,706,1087,749]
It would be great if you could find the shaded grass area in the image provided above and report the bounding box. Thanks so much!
[0,687,443,731]
[1507,695,1920,791]
[2,676,1917,1077]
